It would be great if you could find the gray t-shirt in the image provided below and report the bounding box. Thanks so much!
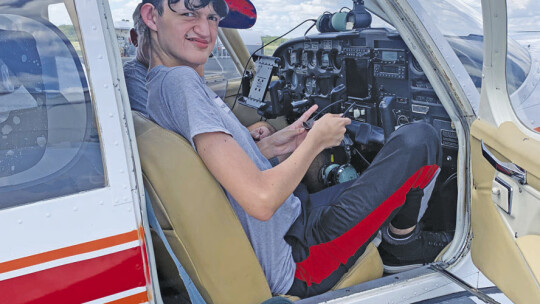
[146,65,300,294]
[123,58,148,114]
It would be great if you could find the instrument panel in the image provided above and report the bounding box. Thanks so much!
[239,28,458,173]
[269,28,458,169]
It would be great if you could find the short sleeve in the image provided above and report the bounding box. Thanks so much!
[123,60,148,114]
[149,66,231,148]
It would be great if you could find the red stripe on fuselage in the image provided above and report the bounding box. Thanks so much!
[0,247,147,304]
[294,165,439,286]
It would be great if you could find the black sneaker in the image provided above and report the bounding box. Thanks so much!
[378,223,453,274]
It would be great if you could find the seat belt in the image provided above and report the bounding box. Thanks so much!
[145,190,206,304]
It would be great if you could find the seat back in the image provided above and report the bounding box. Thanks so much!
[0,28,46,176]
[133,112,272,304]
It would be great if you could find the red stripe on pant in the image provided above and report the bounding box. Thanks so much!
[294,164,439,286]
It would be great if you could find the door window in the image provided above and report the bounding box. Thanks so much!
[0,2,105,209]
[409,0,531,95]
[507,0,540,132]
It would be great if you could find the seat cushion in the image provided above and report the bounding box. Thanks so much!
[280,243,383,301]
[134,112,272,304]
[331,243,383,290]
[133,112,383,302]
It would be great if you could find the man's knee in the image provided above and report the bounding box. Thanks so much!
[391,122,440,159]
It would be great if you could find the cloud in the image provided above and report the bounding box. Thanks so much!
[248,0,389,37]
[105,0,539,35]
[459,0,540,32]
[110,0,140,23]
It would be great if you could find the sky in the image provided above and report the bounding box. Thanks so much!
[106,0,392,38]
[506,0,540,32]
[50,0,540,39]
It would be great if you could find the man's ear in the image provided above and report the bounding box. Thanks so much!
[129,28,138,47]
[140,3,158,31]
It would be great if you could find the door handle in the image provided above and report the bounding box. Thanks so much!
[481,140,527,184]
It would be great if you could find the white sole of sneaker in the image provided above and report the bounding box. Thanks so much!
[383,263,423,274]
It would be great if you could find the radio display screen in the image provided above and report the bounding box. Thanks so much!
[382,65,399,73]
[382,51,398,61]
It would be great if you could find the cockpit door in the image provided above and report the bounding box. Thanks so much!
[470,0,540,302]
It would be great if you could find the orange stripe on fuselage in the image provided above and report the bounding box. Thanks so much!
[137,225,151,287]
[0,230,139,274]
[105,291,149,304]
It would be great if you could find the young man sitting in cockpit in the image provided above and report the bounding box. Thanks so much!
[139,0,452,297]
[123,2,275,141]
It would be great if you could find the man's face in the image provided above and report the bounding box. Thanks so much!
[154,0,219,70]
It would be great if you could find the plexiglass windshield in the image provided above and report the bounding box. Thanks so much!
[409,0,531,95]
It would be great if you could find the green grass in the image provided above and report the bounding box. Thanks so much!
[261,36,288,56]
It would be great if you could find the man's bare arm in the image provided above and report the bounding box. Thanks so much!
[194,114,349,221]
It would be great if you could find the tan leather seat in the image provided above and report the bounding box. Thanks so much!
[133,112,383,303]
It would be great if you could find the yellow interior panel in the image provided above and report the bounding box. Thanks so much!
[470,119,540,304]
[516,235,540,284]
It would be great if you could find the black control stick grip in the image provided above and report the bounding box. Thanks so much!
[379,96,396,141]
[346,121,384,145]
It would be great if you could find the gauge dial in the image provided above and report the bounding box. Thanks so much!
[290,50,299,66]
[285,48,292,66]
[305,77,317,95]
[291,72,298,90]
[302,51,309,67]
[310,51,317,67]
[331,50,344,70]
[320,51,330,68]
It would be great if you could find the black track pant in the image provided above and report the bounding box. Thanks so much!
[285,122,441,297]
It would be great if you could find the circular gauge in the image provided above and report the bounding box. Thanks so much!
[285,49,292,66]
[290,49,300,66]
[305,77,317,95]
[302,51,309,67]
[332,49,344,70]
[309,51,317,68]
[318,51,330,69]
[291,72,299,90]
[397,115,410,125]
